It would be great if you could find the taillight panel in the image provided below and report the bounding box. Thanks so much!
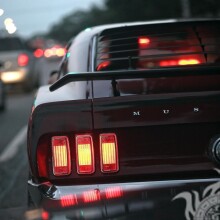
[37,133,119,180]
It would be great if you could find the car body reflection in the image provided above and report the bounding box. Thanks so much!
[26,177,220,220]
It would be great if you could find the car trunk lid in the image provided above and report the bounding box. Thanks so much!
[92,75,220,178]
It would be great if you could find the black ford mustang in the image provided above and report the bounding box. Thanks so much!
[27,19,220,219]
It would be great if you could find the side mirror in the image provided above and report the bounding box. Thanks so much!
[48,70,59,84]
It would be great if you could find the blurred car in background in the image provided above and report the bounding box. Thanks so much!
[30,38,66,86]
[34,44,66,61]
[0,36,38,92]
[0,61,6,111]
[29,37,66,61]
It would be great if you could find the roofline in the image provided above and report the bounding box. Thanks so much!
[73,18,220,45]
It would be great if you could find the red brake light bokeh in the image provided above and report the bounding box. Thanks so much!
[34,49,44,58]
[17,53,29,66]
[159,58,201,67]
[44,47,66,58]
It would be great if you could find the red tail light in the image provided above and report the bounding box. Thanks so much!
[17,53,29,66]
[83,190,100,203]
[52,136,71,176]
[76,135,95,174]
[138,37,150,47]
[100,133,119,173]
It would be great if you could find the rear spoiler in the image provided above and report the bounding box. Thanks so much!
[50,64,220,92]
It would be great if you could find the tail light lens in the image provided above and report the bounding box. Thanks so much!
[76,135,95,174]
[17,53,29,66]
[100,133,119,173]
[52,136,71,176]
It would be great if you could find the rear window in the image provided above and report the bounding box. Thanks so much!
[0,37,25,51]
[95,21,220,72]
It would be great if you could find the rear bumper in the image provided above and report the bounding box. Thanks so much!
[28,177,220,219]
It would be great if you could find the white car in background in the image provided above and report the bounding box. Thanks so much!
[0,36,38,92]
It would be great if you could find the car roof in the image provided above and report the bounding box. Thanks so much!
[73,18,220,45]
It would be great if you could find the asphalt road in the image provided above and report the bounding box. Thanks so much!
[0,58,60,220]
[0,90,34,219]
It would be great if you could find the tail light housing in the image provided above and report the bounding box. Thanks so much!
[17,53,29,66]
[52,136,71,176]
[100,133,119,173]
[76,135,95,174]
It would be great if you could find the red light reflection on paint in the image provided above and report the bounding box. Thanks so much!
[83,189,100,203]
[60,194,78,207]
[105,186,123,199]
[96,61,111,71]
[159,58,201,67]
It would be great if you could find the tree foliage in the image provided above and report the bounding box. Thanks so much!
[46,0,220,42]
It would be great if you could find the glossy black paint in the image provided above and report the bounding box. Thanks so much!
[28,177,220,219]
[27,20,220,209]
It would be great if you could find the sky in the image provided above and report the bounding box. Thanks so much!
[0,0,103,38]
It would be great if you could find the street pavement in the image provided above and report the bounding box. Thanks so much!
[0,58,60,220]
[0,90,34,219]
